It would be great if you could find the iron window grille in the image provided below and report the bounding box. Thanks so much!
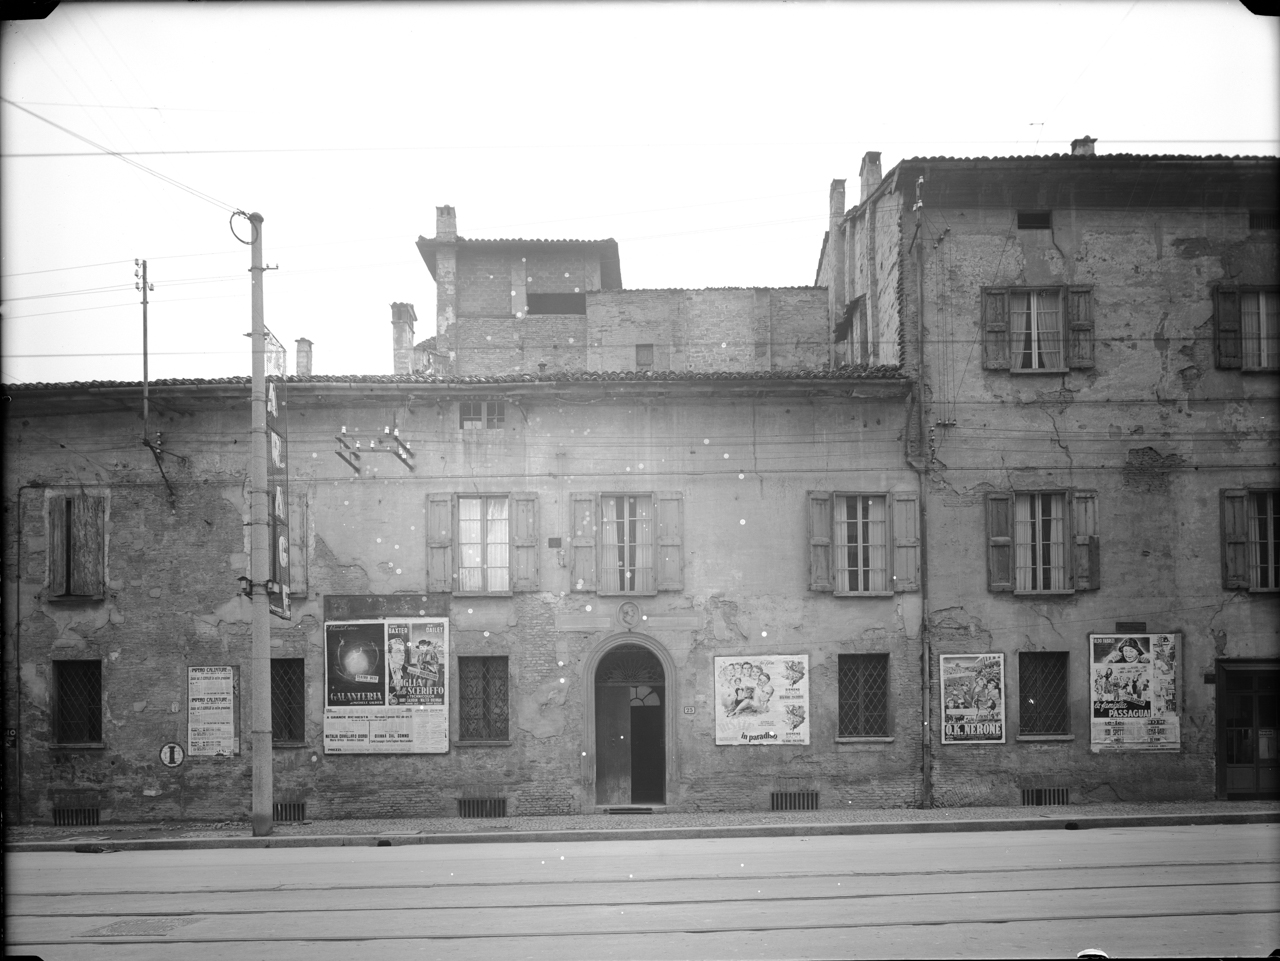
[838,653,889,737]
[459,656,509,741]
[1021,787,1069,806]
[53,660,102,745]
[457,798,507,818]
[1018,652,1070,735]
[460,400,504,429]
[271,658,306,744]
[273,802,306,822]
[771,791,819,811]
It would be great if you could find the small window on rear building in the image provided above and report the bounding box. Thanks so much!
[636,344,654,370]
[1017,210,1053,230]
[526,292,587,315]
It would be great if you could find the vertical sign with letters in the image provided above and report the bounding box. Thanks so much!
[265,331,290,619]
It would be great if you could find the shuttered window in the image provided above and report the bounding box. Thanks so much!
[809,491,919,595]
[427,493,538,594]
[983,286,1093,371]
[1222,489,1280,591]
[987,490,1099,594]
[1216,288,1279,371]
[47,493,105,600]
[572,492,683,595]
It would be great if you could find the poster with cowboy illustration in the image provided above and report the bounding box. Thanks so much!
[940,653,1006,744]
[714,656,810,745]
[1090,633,1180,752]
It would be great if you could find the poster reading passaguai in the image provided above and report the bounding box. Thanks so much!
[1090,633,1180,752]
[323,618,450,754]
[940,653,1005,744]
[714,655,810,745]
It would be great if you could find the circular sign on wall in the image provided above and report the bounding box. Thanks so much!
[159,742,185,767]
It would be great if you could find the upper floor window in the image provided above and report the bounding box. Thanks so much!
[1214,287,1279,371]
[808,491,919,595]
[987,490,1100,594]
[570,492,684,595]
[1222,489,1279,592]
[982,286,1094,373]
[47,493,105,600]
[427,493,538,595]
[1017,210,1053,230]
[526,292,586,315]
[460,400,504,429]
[636,344,654,370]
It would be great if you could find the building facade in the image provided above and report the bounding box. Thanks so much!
[4,147,1276,826]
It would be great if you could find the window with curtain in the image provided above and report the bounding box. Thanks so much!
[1010,289,1063,371]
[1241,291,1280,371]
[601,494,653,593]
[1249,491,1279,590]
[834,495,888,593]
[457,496,510,593]
[1014,492,1067,592]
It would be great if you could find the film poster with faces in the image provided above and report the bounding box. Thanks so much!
[714,655,810,745]
[1090,633,1180,752]
[323,618,449,754]
[940,653,1006,744]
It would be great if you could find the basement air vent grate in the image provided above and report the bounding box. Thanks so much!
[273,802,306,822]
[457,798,506,818]
[1021,787,1069,806]
[771,791,819,812]
[53,807,100,827]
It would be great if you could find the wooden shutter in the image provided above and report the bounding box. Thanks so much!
[981,288,1011,370]
[892,491,920,592]
[570,493,597,592]
[1215,287,1242,369]
[69,495,105,598]
[1221,489,1250,589]
[511,492,539,591]
[655,491,684,591]
[288,491,308,597]
[1066,286,1095,369]
[808,492,833,592]
[48,494,69,596]
[426,493,454,593]
[987,493,1013,592]
[1071,491,1101,591]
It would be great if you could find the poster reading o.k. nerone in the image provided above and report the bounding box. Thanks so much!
[940,653,1005,744]
[714,655,809,745]
[323,618,449,754]
[1090,633,1180,752]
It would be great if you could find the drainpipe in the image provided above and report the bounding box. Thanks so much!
[912,175,934,809]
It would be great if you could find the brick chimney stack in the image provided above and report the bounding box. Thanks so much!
[295,338,313,377]
[1071,135,1097,157]
[391,302,417,375]
[436,205,457,241]
[859,152,882,203]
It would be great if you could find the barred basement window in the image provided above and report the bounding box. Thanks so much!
[53,660,102,745]
[271,658,306,744]
[1249,210,1278,231]
[459,656,508,741]
[838,653,889,736]
[1018,652,1070,735]
[460,400,504,429]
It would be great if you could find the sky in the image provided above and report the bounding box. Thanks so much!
[2,0,1277,386]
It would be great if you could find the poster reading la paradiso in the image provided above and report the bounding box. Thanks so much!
[714,655,810,745]
[323,618,449,754]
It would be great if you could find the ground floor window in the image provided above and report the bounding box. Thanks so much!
[1018,651,1069,735]
[838,653,889,736]
[459,656,509,741]
[53,660,101,745]
[271,658,306,744]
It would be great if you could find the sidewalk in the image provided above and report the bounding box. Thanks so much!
[7,799,1278,853]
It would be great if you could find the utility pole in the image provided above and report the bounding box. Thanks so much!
[135,259,154,438]
[247,212,273,837]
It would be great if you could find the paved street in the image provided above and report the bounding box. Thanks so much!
[5,823,1278,960]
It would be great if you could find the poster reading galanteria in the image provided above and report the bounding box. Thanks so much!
[1090,633,1180,752]
[323,618,450,754]
[940,653,1005,744]
[714,655,809,745]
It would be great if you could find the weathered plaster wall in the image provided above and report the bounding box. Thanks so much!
[6,387,922,822]
[910,197,1279,803]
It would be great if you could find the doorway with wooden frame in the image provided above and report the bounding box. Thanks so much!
[594,643,665,806]
[1217,660,1279,799]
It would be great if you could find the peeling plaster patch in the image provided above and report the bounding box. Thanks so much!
[1121,447,1185,494]
[21,662,48,707]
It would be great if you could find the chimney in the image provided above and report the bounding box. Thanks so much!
[1071,135,1097,157]
[436,205,457,241]
[859,152,882,203]
[391,302,417,375]
[829,178,846,221]
[295,338,313,378]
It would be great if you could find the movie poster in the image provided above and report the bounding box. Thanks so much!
[323,618,450,754]
[940,653,1006,744]
[1090,633,1180,752]
[714,655,810,745]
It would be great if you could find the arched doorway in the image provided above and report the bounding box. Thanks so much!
[595,643,666,805]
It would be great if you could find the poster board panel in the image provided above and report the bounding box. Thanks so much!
[714,655,810,745]
[940,653,1006,744]
[188,666,238,756]
[1089,633,1180,752]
